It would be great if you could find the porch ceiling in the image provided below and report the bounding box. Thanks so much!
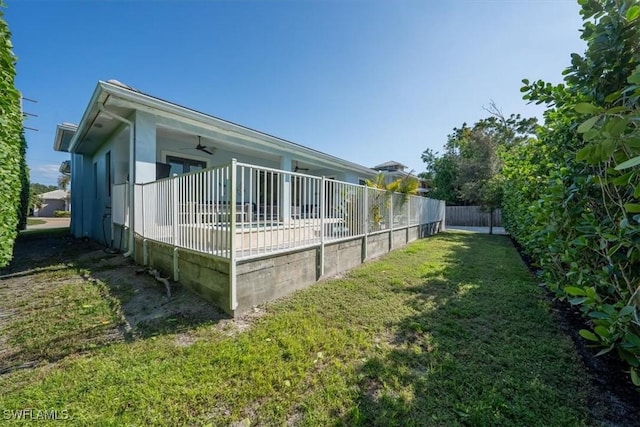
[65,80,377,178]
[156,126,329,173]
[157,126,282,164]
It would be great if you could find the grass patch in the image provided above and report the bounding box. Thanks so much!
[0,265,124,375]
[0,233,590,425]
[17,227,70,240]
[26,218,46,226]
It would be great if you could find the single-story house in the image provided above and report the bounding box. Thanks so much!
[34,189,69,217]
[54,80,444,316]
[373,160,429,195]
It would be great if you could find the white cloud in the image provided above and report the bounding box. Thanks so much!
[30,164,61,185]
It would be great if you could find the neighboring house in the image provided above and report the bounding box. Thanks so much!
[373,160,429,195]
[53,80,445,316]
[34,189,69,217]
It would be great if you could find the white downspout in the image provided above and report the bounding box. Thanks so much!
[98,105,135,257]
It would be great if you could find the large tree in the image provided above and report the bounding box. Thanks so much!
[0,7,26,266]
[421,109,537,233]
[57,174,70,191]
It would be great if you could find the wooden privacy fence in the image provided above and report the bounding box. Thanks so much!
[445,206,502,227]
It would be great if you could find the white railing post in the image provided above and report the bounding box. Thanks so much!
[389,191,394,250]
[363,186,368,261]
[319,176,326,278]
[229,159,238,311]
[406,195,410,242]
[125,183,130,250]
[141,183,146,238]
[172,174,179,246]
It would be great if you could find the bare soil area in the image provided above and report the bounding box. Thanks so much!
[0,231,229,375]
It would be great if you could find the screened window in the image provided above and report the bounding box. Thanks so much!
[166,156,207,176]
[106,151,111,197]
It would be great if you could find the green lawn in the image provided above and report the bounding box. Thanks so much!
[0,232,589,425]
[26,218,46,226]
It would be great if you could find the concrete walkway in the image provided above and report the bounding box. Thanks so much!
[26,217,70,230]
[446,226,508,235]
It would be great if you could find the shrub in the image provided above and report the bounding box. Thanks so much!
[0,8,25,267]
[502,0,640,386]
[53,210,71,218]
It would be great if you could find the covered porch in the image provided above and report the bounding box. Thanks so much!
[112,160,445,316]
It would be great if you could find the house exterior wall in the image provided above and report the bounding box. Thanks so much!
[69,124,129,243]
[34,199,66,217]
[69,153,83,236]
[134,111,157,184]
[71,108,375,247]
[91,138,113,244]
[112,127,129,185]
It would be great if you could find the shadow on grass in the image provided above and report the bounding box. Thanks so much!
[0,229,229,375]
[343,232,588,426]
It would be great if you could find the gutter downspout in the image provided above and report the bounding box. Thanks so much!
[98,105,135,257]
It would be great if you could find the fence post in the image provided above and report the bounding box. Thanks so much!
[362,186,368,262]
[140,183,145,239]
[172,175,179,246]
[229,159,238,312]
[389,192,394,251]
[406,195,410,243]
[125,183,130,251]
[319,176,326,278]
[140,184,147,265]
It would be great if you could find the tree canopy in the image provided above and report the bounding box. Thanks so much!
[420,106,537,216]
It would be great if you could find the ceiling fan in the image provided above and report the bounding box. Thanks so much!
[294,161,309,172]
[182,136,216,155]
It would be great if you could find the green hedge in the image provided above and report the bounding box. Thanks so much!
[502,0,640,386]
[53,210,70,218]
[0,8,25,267]
[17,132,29,231]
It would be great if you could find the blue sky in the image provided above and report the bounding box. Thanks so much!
[5,0,585,185]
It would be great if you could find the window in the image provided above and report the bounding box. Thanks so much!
[93,162,98,199]
[166,155,207,176]
[106,151,111,197]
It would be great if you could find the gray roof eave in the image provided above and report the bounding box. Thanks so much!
[96,81,377,177]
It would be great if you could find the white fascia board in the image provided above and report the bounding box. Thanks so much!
[68,83,108,153]
[53,122,78,152]
[99,81,377,177]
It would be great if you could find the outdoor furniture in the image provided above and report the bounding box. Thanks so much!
[181,202,255,224]
[256,203,279,221]
[301,204,318,218]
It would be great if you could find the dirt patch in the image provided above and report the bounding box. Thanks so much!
[0,233,231,375]
[222,306,267,336]
[509,236,640,426]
